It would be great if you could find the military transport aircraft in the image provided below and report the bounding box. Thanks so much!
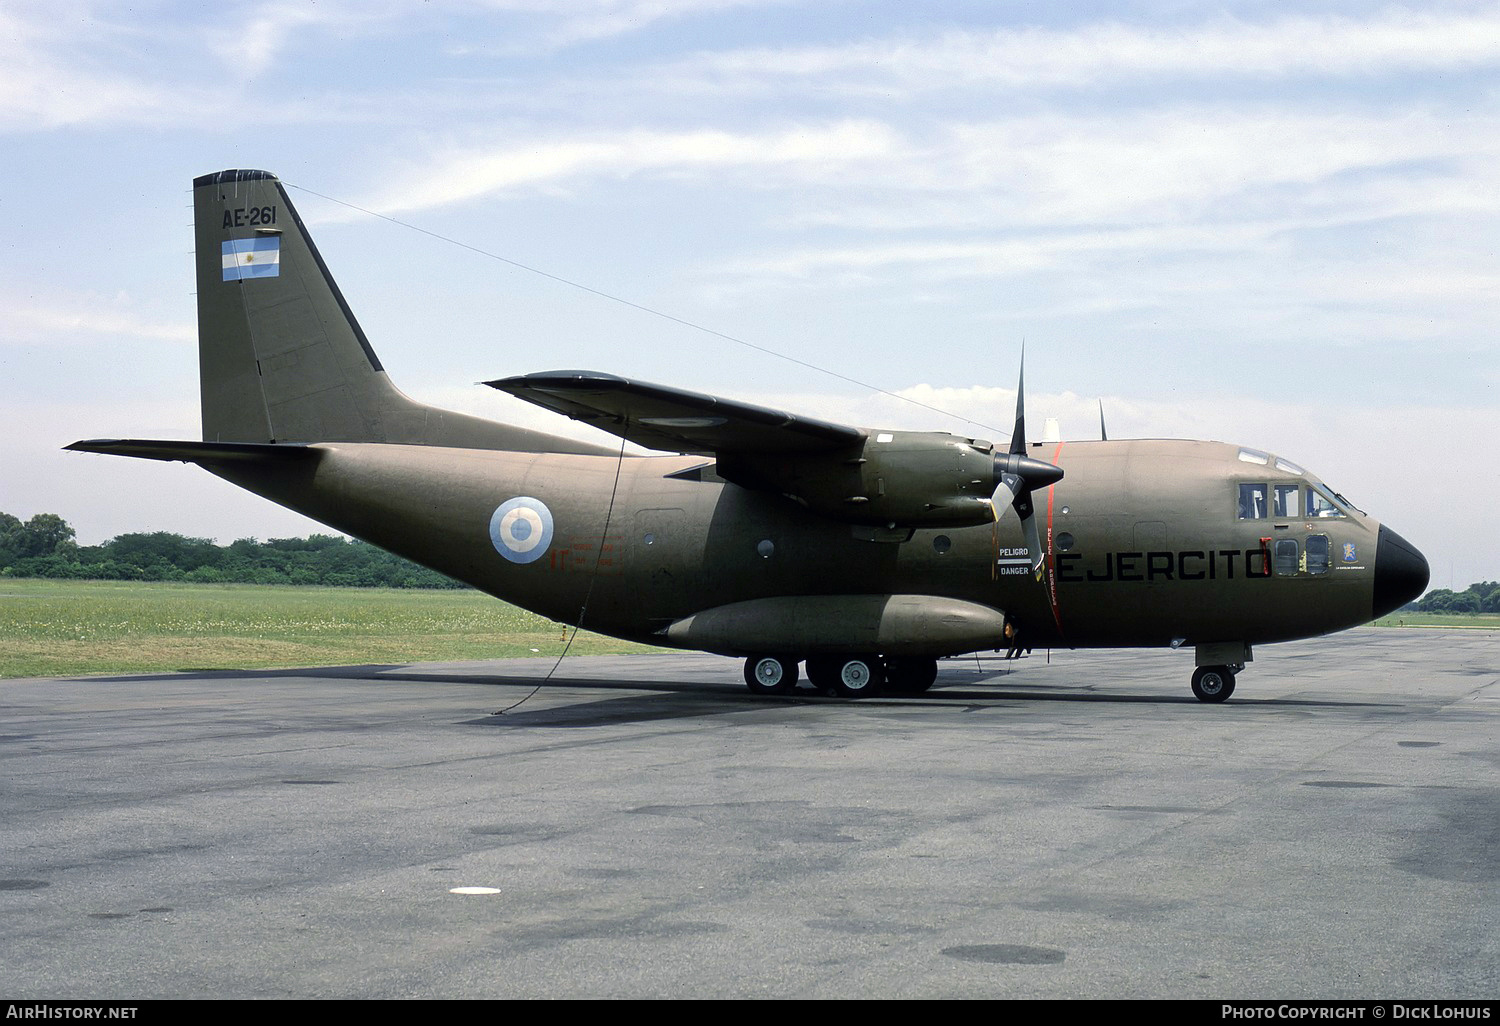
[69,170,1430,702]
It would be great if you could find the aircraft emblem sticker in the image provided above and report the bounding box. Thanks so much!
[1342,543,1358,563]
[490,497,554,564]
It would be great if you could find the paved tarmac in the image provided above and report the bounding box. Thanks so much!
[1,628,1495,999]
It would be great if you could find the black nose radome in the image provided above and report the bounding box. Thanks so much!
[1373,525,1430,619]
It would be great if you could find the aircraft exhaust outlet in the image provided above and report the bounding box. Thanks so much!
[665,595,1008,658]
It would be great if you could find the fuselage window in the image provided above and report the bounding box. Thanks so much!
[1273,538,1300,576]
[1307,485,1346,518]
[1306,535,1330,575]
[1273,484,1300,519]
[1238,483,1268,519]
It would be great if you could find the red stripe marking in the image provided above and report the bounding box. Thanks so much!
[1045,442,1066,638]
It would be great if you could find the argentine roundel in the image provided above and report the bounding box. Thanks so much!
[490,497,554,564]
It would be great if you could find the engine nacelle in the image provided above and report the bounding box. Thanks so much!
[718,431,1006,528]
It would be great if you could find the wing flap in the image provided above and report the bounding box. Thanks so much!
[486,370,864,455]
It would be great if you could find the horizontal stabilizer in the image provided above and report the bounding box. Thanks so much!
[65,439,320,464]
[488,370,864,455]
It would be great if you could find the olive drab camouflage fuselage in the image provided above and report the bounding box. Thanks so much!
[70,170,1431,701]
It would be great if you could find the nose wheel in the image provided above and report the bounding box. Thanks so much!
[1191,665,1236,703]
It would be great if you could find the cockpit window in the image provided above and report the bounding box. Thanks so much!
[1238,483,1268,519]
[1273,484,1300,518]
[1307,484,1347,518]
[1275,458,1304,475]
[1238,448,1269,465]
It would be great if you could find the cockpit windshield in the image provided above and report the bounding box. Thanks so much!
[1307,483,1347,518]
[1235,450,1359,520]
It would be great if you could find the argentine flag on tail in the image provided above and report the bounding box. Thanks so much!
[221,237,281,281]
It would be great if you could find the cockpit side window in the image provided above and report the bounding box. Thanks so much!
[1238,483,1268,519]
[1273,484,1300,519]
[1307,484,1347,518]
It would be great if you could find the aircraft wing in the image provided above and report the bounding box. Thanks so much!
[487,371,865,455]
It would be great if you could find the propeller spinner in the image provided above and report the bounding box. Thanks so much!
[988,360,1063,576]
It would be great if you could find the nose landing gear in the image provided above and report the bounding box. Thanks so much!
[1191,665,1237,703]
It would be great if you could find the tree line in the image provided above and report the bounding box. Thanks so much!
[0,512,465,589]
[1409,581,1500,615]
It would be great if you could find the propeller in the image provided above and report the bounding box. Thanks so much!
[988,357,1063,577]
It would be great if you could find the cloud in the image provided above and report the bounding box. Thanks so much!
[206,2,347,78]
[0,7,178,130]
[452,0,797,54]
[673,104,1495,313]
[361,120,902,213]
[349,95,1497,232]
[1,299,194,346]
[679,8,1500,92]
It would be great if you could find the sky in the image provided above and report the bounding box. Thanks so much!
[2,0,1496,590]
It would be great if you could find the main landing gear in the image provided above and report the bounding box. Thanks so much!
[743,655,939,698]
[744,655,799,695]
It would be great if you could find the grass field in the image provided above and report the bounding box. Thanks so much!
[3,578,1493,680]
[1371,611,1500,628]
[0,578,666,679]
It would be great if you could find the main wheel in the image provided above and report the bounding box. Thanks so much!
[803,657,839,694]
[832,656,883,698]
[1191,665,1236,703]
[885,656,938,694]
[745,655,798,695]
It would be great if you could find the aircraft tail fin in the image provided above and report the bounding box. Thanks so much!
[194,170,605,453]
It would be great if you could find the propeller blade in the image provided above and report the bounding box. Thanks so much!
[1019,502,1046,580]
[988,454,1062,574]
[988,472,1018,514]
[1010,352,1027,457]
[990,350,1063,578]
